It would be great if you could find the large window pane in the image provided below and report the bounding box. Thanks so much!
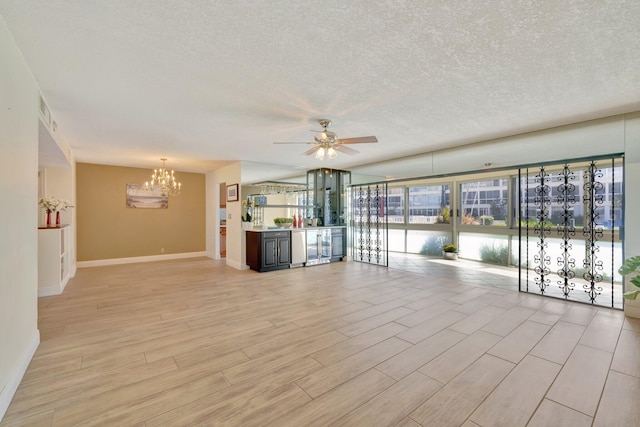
[406,230,451,255]
[385,187,405,224]
[520,238,623,308]
[459,233,514,265]
[518,165,623,230]
[408,184,450,224]
[460,179,508,226]
[388,229,405,252]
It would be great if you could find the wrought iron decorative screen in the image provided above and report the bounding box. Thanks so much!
[351,183,389,266]
[518,156,623,308]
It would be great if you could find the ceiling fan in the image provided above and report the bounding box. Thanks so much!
[274,119,378,160]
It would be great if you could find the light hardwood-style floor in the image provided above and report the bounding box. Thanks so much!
[2,257,639,426]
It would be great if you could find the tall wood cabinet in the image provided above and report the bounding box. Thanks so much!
[38,225,70,296]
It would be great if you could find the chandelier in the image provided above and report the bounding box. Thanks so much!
[144,158,182,197]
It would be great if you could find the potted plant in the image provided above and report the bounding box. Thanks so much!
[619,256,640,300]
[443,244,458,260]
[241,199,253,229]
[273,217,294,229]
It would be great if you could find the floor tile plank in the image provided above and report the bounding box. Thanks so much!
[409,354,514,426]
[546,344,613,416]
[593,370,640,427]
[469,355,561,427]
[336,372,441,427]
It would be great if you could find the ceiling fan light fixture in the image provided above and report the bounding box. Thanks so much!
[273,118,377,159]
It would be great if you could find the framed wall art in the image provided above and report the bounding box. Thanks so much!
[126,183,168,208]
[227,183,239,202]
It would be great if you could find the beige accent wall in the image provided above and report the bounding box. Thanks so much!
[77,163,205,261]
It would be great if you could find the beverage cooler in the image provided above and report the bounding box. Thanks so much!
[306,228,332,265]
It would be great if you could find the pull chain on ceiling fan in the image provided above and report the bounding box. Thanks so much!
[274,119,378,159]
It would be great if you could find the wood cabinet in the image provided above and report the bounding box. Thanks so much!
[38,225,70,296]
[246,230,291,272]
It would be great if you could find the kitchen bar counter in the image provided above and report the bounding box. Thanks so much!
[246,227,345,272]
[246,226,346,232]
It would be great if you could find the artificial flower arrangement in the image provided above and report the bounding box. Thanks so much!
[39,197,74,212]
[58,199,74,211]
[241,198,253,222]
[38,197,60,213]
[39,197,74,226]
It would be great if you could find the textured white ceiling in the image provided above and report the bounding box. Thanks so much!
[2,1,639,180]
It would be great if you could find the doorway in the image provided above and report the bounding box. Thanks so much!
[220,182,226,258]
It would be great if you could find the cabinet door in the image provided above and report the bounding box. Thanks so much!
[262,237,278,269]
[320,229,332,260]
[277,237,291,266]
[331,233,344,258]
[306,231,319,261]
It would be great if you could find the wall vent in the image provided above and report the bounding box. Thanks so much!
[39,95,51,128]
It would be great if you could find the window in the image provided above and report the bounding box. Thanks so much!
[385,187,405,223]
[408,184,450,224]
[460,179,508,226]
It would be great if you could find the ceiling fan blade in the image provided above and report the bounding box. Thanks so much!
[303,145,321,156]
[335,145,359,155]
[338,136,378,144]
[273,141,314,144]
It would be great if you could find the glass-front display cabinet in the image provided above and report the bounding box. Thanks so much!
[306,168,351,227]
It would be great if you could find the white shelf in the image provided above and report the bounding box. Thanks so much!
[38,225,70,296]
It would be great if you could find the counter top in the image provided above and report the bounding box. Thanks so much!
[38,224,70,230]
[246,225,346,232]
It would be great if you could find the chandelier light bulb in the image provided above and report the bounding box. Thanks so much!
[327,147,337,159]
[145,158,182,196]
[315,147,325,160]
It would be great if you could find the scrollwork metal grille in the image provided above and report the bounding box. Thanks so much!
[582,161,605,303]
[351,183,388,266]
[532,166,552,294]
[519,156,622,308]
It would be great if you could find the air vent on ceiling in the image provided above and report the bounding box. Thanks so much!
[39,95,51,127]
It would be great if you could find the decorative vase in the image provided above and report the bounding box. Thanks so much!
[56,211,61,225]
[46,210,52,227]
[443,252,458,260]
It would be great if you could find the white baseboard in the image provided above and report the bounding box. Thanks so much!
[38,275,70,297]
[226,258,250,270]
[77,252,208,268]
[38,284,61,297]
[0,330,40,422]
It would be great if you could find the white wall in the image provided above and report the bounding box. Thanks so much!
[623,112,640,317]
[0,15,41,420]
[206,162,245,269]
[42,164,76,275]
[205,171,221,260]
[350,115,628,181]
